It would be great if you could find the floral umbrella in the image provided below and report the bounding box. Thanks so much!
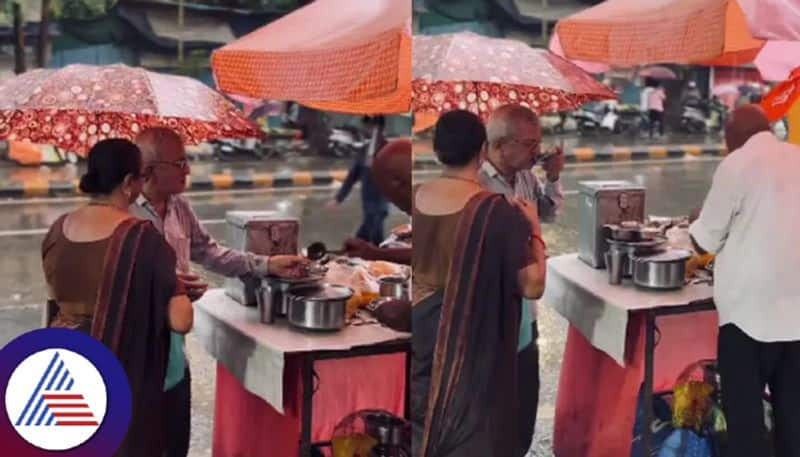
[412,32,616,122]
[0,64,261,155]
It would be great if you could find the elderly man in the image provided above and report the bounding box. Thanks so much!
[690,105,800,457]
[478,104,565,455]
[132,127,309,457]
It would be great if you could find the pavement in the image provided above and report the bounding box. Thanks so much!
[0,133,724,198]
[0,158,724,457]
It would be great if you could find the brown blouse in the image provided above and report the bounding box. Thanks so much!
[42,217,110,318]
[411,185,466,303]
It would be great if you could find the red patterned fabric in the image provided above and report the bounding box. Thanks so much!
[0,64,261,155]
[412,32,615,121]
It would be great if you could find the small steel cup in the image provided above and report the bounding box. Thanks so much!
[255,285,275,324]
[605,249,624,285]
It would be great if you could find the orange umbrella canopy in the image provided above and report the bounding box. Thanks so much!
[556,0,764,66]
[212,0,411,114]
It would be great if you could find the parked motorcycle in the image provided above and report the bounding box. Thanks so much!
[679,98,728,134]
[211,138,267,161]
[326,125,366,158]
[574,103,609,135]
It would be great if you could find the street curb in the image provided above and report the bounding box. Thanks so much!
[414,144,728,166]
[0,170,350,199]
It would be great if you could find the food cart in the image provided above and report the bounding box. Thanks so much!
[194,211,411,457]
[545,181,720,457]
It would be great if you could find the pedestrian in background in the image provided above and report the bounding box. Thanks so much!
[327,116,390,245]
[648,82,667,138]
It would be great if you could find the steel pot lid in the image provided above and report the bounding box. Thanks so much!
[289,283,354,301]
[606,236,668,248]
[265,274,324,285]
[633,249,692,262]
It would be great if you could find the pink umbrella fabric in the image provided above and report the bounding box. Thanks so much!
[639,66,678,80]
[0,64,261,154]
[754,41,800,81]
[412,32,616,121]
[548,33,610,75]
[739,0,800,41]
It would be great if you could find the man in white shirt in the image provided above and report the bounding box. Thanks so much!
[690,105,800,457]
[477,104,565,456]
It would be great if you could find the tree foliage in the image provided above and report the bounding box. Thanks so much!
[51,0,118,20]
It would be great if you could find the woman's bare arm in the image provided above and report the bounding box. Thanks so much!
[168,294,193,334]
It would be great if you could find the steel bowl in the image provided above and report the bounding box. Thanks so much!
[631,249,692,290]
[379,276,409,300]
[287,283,354,331]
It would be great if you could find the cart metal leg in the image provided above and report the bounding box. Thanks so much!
[300,355,314,457]
[643,311,656,457]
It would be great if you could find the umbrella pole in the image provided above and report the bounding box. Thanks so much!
[177,0,185,63]
[12,2,25,74]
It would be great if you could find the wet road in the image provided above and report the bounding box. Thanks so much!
[0,157,721,456]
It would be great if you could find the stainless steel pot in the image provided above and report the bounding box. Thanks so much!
[631,249,692,290]
[604,223,663,242]
[606,237,668,278]
[379,276,409,300]
[287,283,353,331]
[262,275,323,318]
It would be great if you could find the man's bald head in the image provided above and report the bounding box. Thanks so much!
[135,127,184,164]
[725,104,772,153]
[486,104,540,147]
[134,127,189,198]
[371,139,411,214]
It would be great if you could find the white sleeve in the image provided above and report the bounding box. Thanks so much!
[689,157,744,253]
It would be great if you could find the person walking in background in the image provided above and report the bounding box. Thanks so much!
[342,138,412,265]
[42,139,193,457]
[479,104,564,456]
[412,110,547,457]
[132,127,310,457]
[648,82,667,138]
[327,116,390,245]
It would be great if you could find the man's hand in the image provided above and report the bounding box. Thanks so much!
[542,145,565,182]
[268,255,313,279]
[343,238,379,260]
[325,200,340,210]
[177,273,209,302]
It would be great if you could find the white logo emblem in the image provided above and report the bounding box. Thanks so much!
[4,349,108,450]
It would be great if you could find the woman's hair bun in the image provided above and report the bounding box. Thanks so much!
[80,139,142,196]
[78,172,102,194]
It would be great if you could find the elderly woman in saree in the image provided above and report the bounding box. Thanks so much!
[411,110,547,457]
[42,139,193,457]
